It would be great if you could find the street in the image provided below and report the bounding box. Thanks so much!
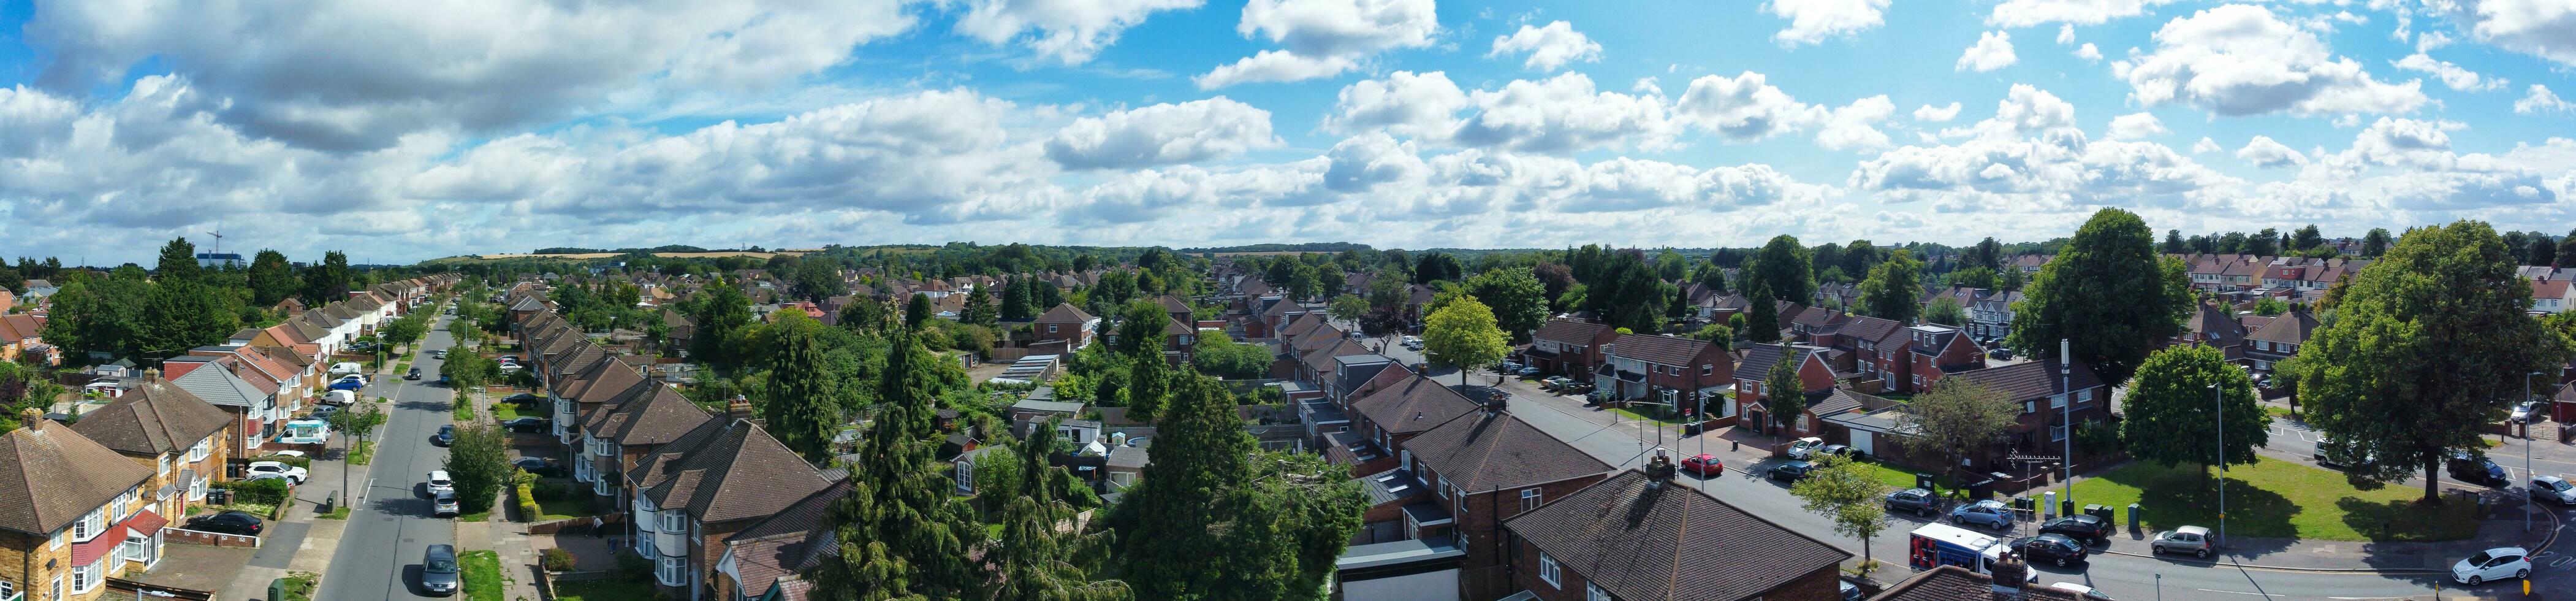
[314,313,460,600]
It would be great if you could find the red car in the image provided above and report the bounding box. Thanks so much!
[1682,454,1725,477]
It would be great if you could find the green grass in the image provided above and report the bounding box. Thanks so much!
[549,578,656,601]
[460,511,492,523]
[277,572,319,601]
[317,507,351,520]
[2264,405,2297,419]
[453,399,475,421]
[349,442,375,465]
[493,402,522,421]
[460,549,504,601]
[1856,459,1927,491]
[2067,456,2478,542]
[534,496,592,521]
[1608,407,1687,424]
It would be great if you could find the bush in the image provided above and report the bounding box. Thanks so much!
[541,548,576,572]
[613,549,652,582]
[250,454,313,469]
[215,478,291,506]
[514,480,542,523]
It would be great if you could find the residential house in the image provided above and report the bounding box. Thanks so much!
[1158,295,1195,326]
[0,410,167,601]
[582,385,715,502]
[711,481,851,601]
[2242,307,2318,373]
[1966,291,2019,341]
[1525,318,1617,381]
[1500,457,1850,601]
[1784,303,1850,346]
[2537,279,2573,314]
[69,372,235,511]
[1597,334,1734,422]
[1733,343,1839,436]
[0,314,45,364]
[1869,564,2077,601]
[1948,358,2110,469]
[21,280,56,302]
[1399,402,1613,599]
[1343,373,1481,477]
[169,364,280,457]
[1836,316,1913,394]
[1901,324,1985,393]
[1033,303,1097,348]
[627,416,833,600]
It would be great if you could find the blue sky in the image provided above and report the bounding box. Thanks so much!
[0,0,2570,264]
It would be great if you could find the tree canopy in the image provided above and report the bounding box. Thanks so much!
[1421,296,1508,386]
[2119,343,2265,484]
[1858,250,1923,323]
[2006,208,2189,386]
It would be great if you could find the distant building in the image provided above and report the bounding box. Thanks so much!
[194,253,245,269]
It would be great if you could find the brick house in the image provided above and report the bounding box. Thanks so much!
[2242,306,2318,373]
[1399,404,1612,600]
[1525,318,1617,381]
[1902,324,1985,392]
[1948,359,2110,469]
[710,481,850,601]
[627,415,832,600]
[1343,373,1481,477]
[0,410,167,601]
[2179,301,2249,361]
[1500,458,1851,601]
[1033,303,1096,348]
[70,373,235,508]
[1597,334,1735,423]
[1834,316,1912,394]
[1733,343,1839,436]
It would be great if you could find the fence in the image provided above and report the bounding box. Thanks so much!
[105,578,217,601]
[165,527,261,548]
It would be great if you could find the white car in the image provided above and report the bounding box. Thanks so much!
[2533,475,2576,504]
[498,362,523,373]
[330,362,363,375]
[1787,437,1826,459]
[2452,547,2531,586]
[426,470,455,496]
[246,461,307,484]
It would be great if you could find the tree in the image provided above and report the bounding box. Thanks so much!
[2360,228,2391,257]
[142,279,235,359]
[1748,235,1815,304]
[1924,297,1966,327]
[378,312,430,348]
[1462,269,1549,343]
[1119,373,1254,599]
[1532,262,1576,311]
[2164,230,2187,255]
[1858,250,1923,323]
[1582,252,1669,334]
[792,258,846,302]
[1763,344,1807,434]
[1789,454,1893,575]
[692,278,755,373]
[807,328,981,599]
[989,420,1127,601]
[1896,379,2018,482]
[1948,267,1997,290]
[2291,220,2573,503]
[906,293,937,329]
[1113,374,1364,600]
[2252,297,2289,316]
[1963,237,2005,271]
[302,251,352,305]
[155,237,202,283]
[1001,277,1036,322]
[2119,344,2265,489]
[1412,252,1463,285]
[2536,236,2559,268]
[1687,323,1733,342]
[1741,280,1782,343]
[1188,335,1271,380]
[962,285,1000,327]
[1326,294,1369,324]
[443,423,512,513]
[2559,229,2576,268]
[1421,297,1508,387]
[2007,208,2189,387]
[765,313,840,464]
[247,250,300,307]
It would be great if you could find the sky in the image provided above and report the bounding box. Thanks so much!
[0,0,2570,265]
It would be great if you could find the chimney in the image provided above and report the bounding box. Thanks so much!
[728,394,755,421]
[1643,447,1676,486]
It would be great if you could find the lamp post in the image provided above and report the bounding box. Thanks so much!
[2061,339,2074,511]
[2209,382,2225,550]
[2529,370,2545,532]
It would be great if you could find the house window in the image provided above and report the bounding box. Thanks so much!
[1587,583,1617,601]
[2254,340,2271,351]
[1701,365,1713,376]
[158,454,170,476]
[2051,394,2067,409]
[2052,419,2068,442]
[0,579,13,599]
[2023,400,2037,414]
[2254,359,2272,370]
[70,557,101,594]
[1048,324,1059,334]
[74,508,104,542]
[1520,488,1543,511]
[1538,553,1563,587]
[2282,343,2297,353]
[2076,389,2094,406]
[188,437,211,462]
[663,511,686,534]
[656,554,688,586]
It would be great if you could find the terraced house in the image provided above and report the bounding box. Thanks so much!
[0,410,166,601]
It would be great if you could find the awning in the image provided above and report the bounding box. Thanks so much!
[69,526,129,566]
[124,510,169,535]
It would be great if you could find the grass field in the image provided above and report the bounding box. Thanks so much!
[461,549,504,600]
[534,496,592,521]
[2068,456,2477,541]
[550,578,655,601]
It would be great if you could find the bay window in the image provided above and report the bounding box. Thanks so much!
[655,554,688,586]
[74,508,104,542]
[188,437,212,462]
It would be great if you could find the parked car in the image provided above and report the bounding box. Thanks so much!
[2151,526,2214,558]
[2043,582,2115,600]
[498,362,523,373]
[1815,444,1858,460]
[431,425,455,446]
[503,393,543,406]
[329,375,367,392]
[405,367,422,380]
[1515,367,1541,377]
[2513,401,2544,424]
[1766,460,1814,482]
[1681,453,1725,477]
[431,349,448,359]
[1988,348,2016,360]
[1839,579,1863,601]
[1885,488,1939,518]
[330,362,363,375]
[421,544,461,596]
[1540,377,1571,391]
[433,491,460,518]
[500,417,551,433]
[2014,534,2091,567]
[2533,475,2576,504]
[186,511,264,535]
[2039,514,2114,543]
[323,390,356,406]
[246,461,308,484]
[2312,435,2374,469]
[1787,437,1826,459]
[2448,452,2508,486]
[1949,499,2014,529]
[2453,547,2531,586]
[512,457,566,477]
[426,470,454,496]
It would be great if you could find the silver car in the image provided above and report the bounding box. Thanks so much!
[2151,525,2214,558]
[421,544,460,596]
[2533,475,2576,504]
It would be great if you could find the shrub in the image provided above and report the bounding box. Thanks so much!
[215,478,292,506]
[250,454,313,469]
[515,480,542,523]
[540,548,576,572]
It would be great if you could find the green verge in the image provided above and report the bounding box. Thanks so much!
[2067,456,2477,541]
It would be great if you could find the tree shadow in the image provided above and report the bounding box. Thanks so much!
[2095,465,2301,561]
[2334,496,2480,542]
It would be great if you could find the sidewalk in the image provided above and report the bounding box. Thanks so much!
[215,413,383,600]
[461,518,547,601]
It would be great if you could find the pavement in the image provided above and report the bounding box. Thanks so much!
[313,313,465,601]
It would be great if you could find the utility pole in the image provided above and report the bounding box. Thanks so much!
[2529,371,2544,532]
[2210,383,2225,550]
[2061,338,2074,511]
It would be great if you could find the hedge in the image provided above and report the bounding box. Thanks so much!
[513,470,541,523]
[249,454,313,469]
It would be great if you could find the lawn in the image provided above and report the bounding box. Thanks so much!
[453,399,476,421]
[350,442,376,465]
[460,549,504,600]
[550,578,656,601]
[317,507,351,520]
[1608,406,1687,425]
[2068,456,2479,542]
[1856,459,1928,491]
[276,572,319,601]
[460,511,492,523]
[534,496,593,521]
[493,402,522,421]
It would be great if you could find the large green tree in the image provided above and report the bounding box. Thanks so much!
[1114,374,1363,600]
[302,251,352,305]
[2292,221,2572,503]
[989,421,1128,601]
[2119,343,2265,488]
[155,237,202,283]
[1463,268,1548,343]
[1740,279,1781,343]
[442,423,512,513]
[1748,235,1815,304]
[142,279,237,359]
[692,278,756,373]
[1923,297,1966,327]
[1788,454,1893,575]
[1763,344,1807,434]
[765,313,842,464]
[1858,250,1923,323]
[1581,251,1669,334]
[247,250,300,307]
[1895,379,2018,482]
[2007,208,2190,386]
[793,257,848,302]
[807,328,982,599]
[1421,296,1507,386]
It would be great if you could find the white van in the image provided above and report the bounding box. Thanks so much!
[330,362,363,375]
[324,389,357,407]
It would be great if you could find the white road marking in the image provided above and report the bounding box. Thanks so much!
[2195,589,2273,597]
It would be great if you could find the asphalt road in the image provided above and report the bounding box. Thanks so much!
[315,312,460,600]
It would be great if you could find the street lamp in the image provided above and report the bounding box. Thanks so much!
[2209,382,2225,551]
[2529,370,2545,532]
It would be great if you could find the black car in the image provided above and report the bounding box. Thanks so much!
[1885,488,1939,518]
[503,393,544,407]
[500,417,552,433]
[2014,534,2090,567]
[2039,514,2114,543]
[431,424,455,447]
[2449,453,2508,485]
[405,367,422,380]
[512,457,566,477]
[1767,461,1815,483]
[187,511,264,536]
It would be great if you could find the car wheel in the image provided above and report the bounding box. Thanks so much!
[2056,556,2071,567]
[1951,515,1963,525]
[2469,576,2483,586]
[2194,548,2209,559]
[2150,545,2162,556]
[2518,569,2529,580]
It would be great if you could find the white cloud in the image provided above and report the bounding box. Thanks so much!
[1673,71,1829,141]
[2115,5,2426,117]
[1958,31,2018,72]
[1765,0,1892,47]
[2345,117,2464,168]
[2392,53,2506,92]
[1454,72,1677,154]
[2056,24,2076,45]
[2415,30,2453,52]
[2106,112,2168,140]
[2236,136,2307,167]
[1850,84,2236,212]
[2518,85,2576,115]
[2192,137,2221,153]
[1488,21,1602,71]
[952,0,1203,64]
[1198,0,1438,88]
[1913,102,1964,122]
[1324,71,1470,137]
[1045,98,1282,169]
[2444,0,2576,67]
[1988,0,2177,27]
[1817,96,1897,150]
[26,0,918,151]
[2075,43,2103,62]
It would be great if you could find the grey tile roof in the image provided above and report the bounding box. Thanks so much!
[1351,373,1481,435]
[170,365,269,408]
[69,377,234,457]
[1605,334,1722,368]
[639,419,832,524]
[1503,470,1850,601]
[1404,407,1609,494]
[1951,359,2104,402]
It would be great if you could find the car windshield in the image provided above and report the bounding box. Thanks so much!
[2553,480,2572,491]
[427,557,457,572]
[2468,551,2496,565]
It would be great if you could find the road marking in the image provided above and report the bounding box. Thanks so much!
[2194,589,2273,597]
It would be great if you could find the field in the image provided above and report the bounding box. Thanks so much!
[2067,456,2478,541]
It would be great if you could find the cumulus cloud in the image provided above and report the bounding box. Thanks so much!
[2235,136,2306,167]
[1195,0,1438,88]
[1817,96,1898,151]
[2056,24,2076,45]
[1988,0,2178,27]
[1488,21,1602,71]
[2116,5,2426,118]
[2392,53,2506,92]
[1958,31,2018,72]
[1913,102,1964,122]
[1324,71,1470,137]
[2075,43,2102,62]
[952,0,1204,64]
[2192,137,2221,153]
[1850,83,2236,212]
[2106,112,2168,140]
[2519,85,2576,115]
[1453,72,1677,154]
[1765,0,1892,47]
[26,0,918,151]
[1673,71,1829,141]
[1044,98,1281,169]
[2441,0,2576,67]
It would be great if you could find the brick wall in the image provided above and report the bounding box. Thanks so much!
[1506,535,1844,601]
[167,527,261,548]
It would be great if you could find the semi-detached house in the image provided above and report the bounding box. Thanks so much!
[1500,458,1852,601]
[0,411,165,601]
[1596,334,1734,423]
[1525,318,1616,381]
[1399,402,1613,600]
